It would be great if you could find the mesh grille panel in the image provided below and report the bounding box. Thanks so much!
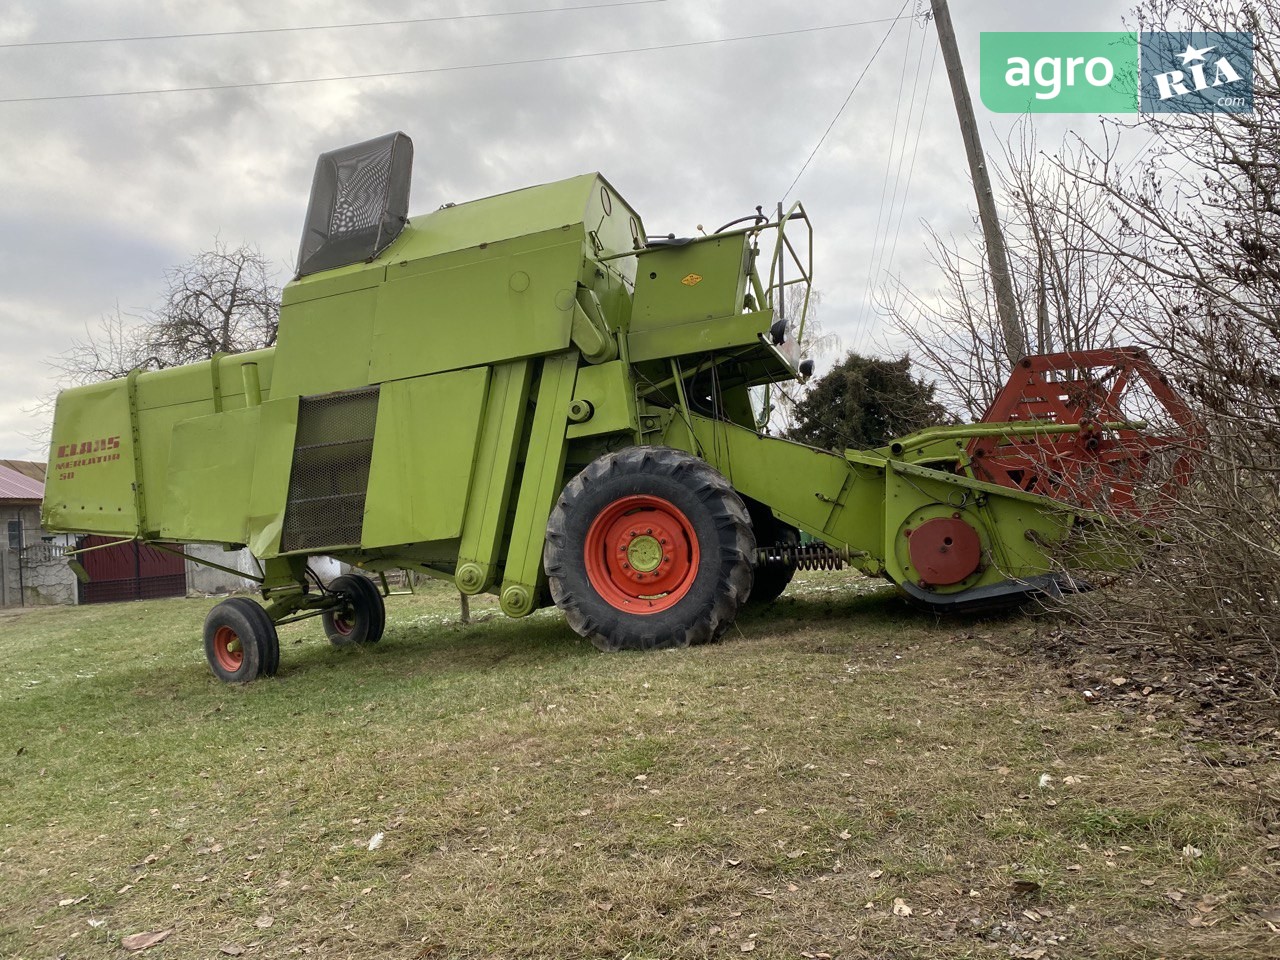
[296,132,413,277]
[331,145,392,234]
[280,387,379,552]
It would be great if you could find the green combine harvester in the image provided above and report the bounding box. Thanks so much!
[42,132,1160,683]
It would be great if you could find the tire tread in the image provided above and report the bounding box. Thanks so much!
[545,447,754,652]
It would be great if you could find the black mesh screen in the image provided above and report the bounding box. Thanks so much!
[296,132,413,278]
[280,387,380,552]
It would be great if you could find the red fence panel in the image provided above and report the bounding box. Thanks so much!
[78,536,187,604]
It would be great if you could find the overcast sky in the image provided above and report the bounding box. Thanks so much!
[0,0,1134,459]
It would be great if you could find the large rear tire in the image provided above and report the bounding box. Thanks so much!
[544,447,754,651]
[322,574,386,646]
[204,597,280,683]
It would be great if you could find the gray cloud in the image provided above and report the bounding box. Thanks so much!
[0,0,1136,457]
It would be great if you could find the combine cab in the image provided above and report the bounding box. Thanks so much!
[42,132,1191,682]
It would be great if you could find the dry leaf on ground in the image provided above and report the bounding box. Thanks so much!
[122,929,173,952]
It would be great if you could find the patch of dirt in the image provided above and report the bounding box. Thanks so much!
[1034,628,1278,747]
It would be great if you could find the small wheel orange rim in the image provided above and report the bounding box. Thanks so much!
[331,606,355,636]
[584,494,699,613]
[213,625,243,671]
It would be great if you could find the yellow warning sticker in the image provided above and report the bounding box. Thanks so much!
[681,273,703,286]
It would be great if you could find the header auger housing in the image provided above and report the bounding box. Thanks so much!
[42,132,1188,682]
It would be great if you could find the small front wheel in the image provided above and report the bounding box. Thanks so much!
[322,574,386,646]
[204,597,280,683]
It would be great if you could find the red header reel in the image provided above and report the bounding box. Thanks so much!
[967,348,1204,518]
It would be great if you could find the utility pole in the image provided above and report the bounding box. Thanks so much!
[929,0,1027,364]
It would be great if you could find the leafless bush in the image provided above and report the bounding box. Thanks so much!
[885,0,1280,698]
[1050,0,1280,698]
[1061,448,1280,699]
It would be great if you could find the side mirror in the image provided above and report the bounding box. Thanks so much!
[769,317,787,345]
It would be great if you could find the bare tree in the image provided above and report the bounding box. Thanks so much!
[150,241,280,366]
[53,307,154,385]
[1061,2,1280,435]
[873,0,1280,695]
[1039,0,1280,696]
[53,240,280,386]
[886,126,1137,417]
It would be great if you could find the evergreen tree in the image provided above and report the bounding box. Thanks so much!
[786,352,948,450]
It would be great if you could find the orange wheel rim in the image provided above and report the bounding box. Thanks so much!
[584,495,699,613]
[213,625,243,671]
[331,608,355,636]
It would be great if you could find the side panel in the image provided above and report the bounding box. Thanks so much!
[159,406,260,544]
[246,397,300,558]
[42,379,139,535]
[630,235,750,329]
[362,368,490,548]
[134,355,267,533]
[270,285,381,399]
[43,350,277,539]
[368,238,581,383]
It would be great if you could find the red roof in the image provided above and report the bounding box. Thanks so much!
[0,459,45,483]
[0,462,44,501]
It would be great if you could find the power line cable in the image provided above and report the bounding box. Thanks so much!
[780,0,911,203]
[882,27,939,284]
[852,13,916,355]
[873,20,929,283]
[872,29,937,360]
[0,16,915,105]
[0,0,668,49]
[872,19,934,341]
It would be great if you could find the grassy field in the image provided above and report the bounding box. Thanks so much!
[2,572,1278,959]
